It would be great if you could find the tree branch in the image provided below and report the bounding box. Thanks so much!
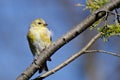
[85,50,120,57]
[17,0,120,80]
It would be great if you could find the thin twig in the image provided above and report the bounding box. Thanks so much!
[114,9,120,23]
[85,50,120,57]
[33,33,101,80]
[106,11,120,16]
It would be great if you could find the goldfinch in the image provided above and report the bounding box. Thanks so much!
[27,18,52,72]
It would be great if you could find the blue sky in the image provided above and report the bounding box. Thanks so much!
[0,0,120,80]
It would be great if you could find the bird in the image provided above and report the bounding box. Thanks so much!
[27,18,52,73]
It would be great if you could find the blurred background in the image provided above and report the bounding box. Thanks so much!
[0,0,120,80]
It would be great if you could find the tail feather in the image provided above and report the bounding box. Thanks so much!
[44,62,48,71]
[39,61,48,73]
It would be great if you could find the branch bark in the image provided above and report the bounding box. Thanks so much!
[17,0,120,80]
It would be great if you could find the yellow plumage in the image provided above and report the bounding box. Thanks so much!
[27,18,52,72]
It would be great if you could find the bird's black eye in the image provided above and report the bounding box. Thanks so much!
[38,22,42,24]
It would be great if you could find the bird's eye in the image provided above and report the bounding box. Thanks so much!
[38,22,42,24]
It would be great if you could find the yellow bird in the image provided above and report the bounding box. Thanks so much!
[27,18,52,73]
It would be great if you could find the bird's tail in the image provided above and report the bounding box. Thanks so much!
[39,61,48,73]
[44,62,49,71]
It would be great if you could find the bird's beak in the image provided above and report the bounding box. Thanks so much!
[43,23,48,26]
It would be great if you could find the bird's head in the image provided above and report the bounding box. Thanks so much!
[31,18,48,28]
